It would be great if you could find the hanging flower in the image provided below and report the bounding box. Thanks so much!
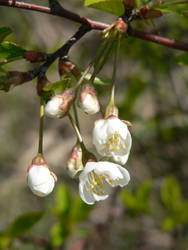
[67,144,84,178]
[79,161,130,205]
[92,117,132,164]
[45,88,76,119]
[79,84,100,115]
[27,155,57,197]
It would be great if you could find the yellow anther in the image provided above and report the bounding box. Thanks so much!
[116,141,120,146]
[122,144,126,149]
[107,143,110,148]
[101,191,105,195]
[114,133,119,139]
[109,137,113,143]
[111,184,115,187]
[116,178,119,182]
[89,184,94,188]
[116,146,120,151]
[109,179,113,183]
[87,189,90,192]
[111,147,114,151]
[101,176,106,180]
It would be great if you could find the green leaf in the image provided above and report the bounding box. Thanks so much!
[136,180,151,213]
[0,233,11,249]
[0,41,25,60]
[71,197,92,224]
[161,176,182,212]
[84,0,124,16]
[175,53,188,65]
[6,211,44,238]
[162,217,177,232]
[84,73,111,85]
[50,223,69,247]
[54,184,71,217]
[43,78,70,93]
[0,27,12,42]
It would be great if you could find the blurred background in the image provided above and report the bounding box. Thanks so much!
[0,0,188,249]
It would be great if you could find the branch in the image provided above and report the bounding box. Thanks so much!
[128,28,188,52]
[1,0,188,53]
[31,24,91,78]
[0,0,108,30]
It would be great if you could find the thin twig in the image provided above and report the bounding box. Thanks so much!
[0,0,188,52]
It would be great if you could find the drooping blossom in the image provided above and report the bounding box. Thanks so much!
[79,161,130,205]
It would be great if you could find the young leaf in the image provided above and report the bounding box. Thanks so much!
[54,184,71,217]
[84,0,125,16]
[6,211,44,238]
[50,223,69,247]
[161,176,182,212]
[175,53,188,65]
[0,27,12,42]
[42,78,70,93]
[0,41,25,60]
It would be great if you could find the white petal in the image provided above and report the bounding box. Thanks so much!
[111,153,129,165]
[116,165,130,187]
[79,181,95,205]
[80,94,99,115]
[92,161,124,180]
[45,96,63,119]
[27,166,55,197]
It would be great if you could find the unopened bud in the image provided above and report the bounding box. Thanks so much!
[67,145,84,178]
[59,59,80,78]
[139,8,162,19]
[2,71,32,91]
[24,51,46,63]
[105,103,119,119]
[45,88,76,119]
[114,19,128,34]
[27,155,57,197]
[79,84,100,115]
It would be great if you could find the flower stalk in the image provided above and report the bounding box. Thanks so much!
[38,97,44,155]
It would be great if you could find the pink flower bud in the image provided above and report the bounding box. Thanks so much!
[59,59,80,78]
[67,145,84,178]
[79,84,100,115]
[45,88,76,119]
[27,155,57,197]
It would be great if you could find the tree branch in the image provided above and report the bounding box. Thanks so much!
[31,24,91,78]
[128,28,188,52]
[1,0,188,53]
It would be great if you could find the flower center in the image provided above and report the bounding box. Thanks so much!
[86,171,119,195]
[106,132,126,152]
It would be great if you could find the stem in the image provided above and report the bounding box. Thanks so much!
[38,97,44,154]
[68,114,83,144]
[109,34,120,106]
[73,103,80,130]
[75,61,93,89]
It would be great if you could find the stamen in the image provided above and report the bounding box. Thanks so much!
[111,184,115,187]
[87,189,90,192]
[116,178,119,181]
[122,144,126,149]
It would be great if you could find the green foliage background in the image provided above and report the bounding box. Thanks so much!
[0,0,188,249]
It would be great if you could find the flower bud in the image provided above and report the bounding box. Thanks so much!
[45,88,76,119]
[104,103,119,119]
[79,84,100,115]
[27,155,57,197]
[24,51,46,62]
[67,145,84,178]
[1,71,33,91]
[59,58,80,78]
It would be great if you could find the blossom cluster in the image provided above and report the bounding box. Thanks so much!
[27,79,132,205]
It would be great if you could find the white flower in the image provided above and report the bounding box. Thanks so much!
[45,95,63,119]
[92,117,132,165]
[45,88,76,119]
[79,161,130,205]
[79,84,100,115]
[27,165,57,197]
